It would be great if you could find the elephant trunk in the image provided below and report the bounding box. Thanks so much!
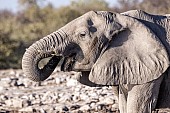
[22,30,68,82]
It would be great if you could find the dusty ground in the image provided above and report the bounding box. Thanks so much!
[0,68,118,113]
[0,69,170,113]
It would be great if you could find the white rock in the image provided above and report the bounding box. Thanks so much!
[72,95,80,102]
[42,91,51,101]
[55,78,61,84]
[74,87,81,92]
[1,78,11,87]
[74,91,80,96]
[22,79,32,88]
[66,78,78,87]
[90,102,96,109]
[99,97,115,105]
[19,106,34,112]
[12,98,23,108]
[17,78,25,86]
[112,103,119,109]
[9,69,16,75]
[80,94,89,100]
[58,95,71,102]
[5,99,13,107]
[0,86,4,91]
[79,105,91,111]
[40,108,46,113]
[88,92,98,98]
[29,94,36,100]
[58,93,64,97]
[55,104,66,112]
[112,103,119,111]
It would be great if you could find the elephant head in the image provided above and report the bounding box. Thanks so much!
[22,11,169,86]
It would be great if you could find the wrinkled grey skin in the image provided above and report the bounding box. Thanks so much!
[22,10,170,113]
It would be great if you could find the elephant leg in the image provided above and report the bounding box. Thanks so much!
[156,72,170,108]
[118,85,128,113]
[126,76,163,113]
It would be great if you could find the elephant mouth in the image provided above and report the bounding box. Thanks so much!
[61,53,77,71]
[60,53,91,72]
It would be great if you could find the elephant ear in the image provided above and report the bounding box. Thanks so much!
[89,13,169,85]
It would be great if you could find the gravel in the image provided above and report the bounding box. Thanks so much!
[0,69,118,113]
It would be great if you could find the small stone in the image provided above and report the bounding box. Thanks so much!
[32,99,42,105]
[22,99,31,107]
[88,92,99,100]
[55,104,64,111]
[19,106,34,112]
[74,87,81,92]
[9,69,16,75]
[79,105,91,111]
[58,95,71,102]
[0,86,4,91]
[90,102,96,109]
[1,78,11,87]
[80,94,89,100]
[72,95,80,102]
[42,91,51,101]
[96,104,105,110]
[112,103,119,110]
[74,91,80,96]
[55,78,61,84]
[22,79,32,88]
[66,78,78,87]
[29,94,36,100]
[5,99,13,107]
[99,96,115,105]
[48,107,56,113]
[58,93,64,97]
[21,95,29,100]
[40,108,46,113]
[16,78,25,87]
[12,98,23,108]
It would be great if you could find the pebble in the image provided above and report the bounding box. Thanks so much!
[1,77,11,87]
[12,98,23,108]
[79,105,91,111]
[99,96,115,105]
[80,93,89,100]
[0,86,4,91]
[19,106,34,112]
[0,69,118,112]
[66,78,78,87]
[5,99,13,107]
[55,77,61,84]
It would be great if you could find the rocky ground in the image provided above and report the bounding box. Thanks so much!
[0,68,119,113]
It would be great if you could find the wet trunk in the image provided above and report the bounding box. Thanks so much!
[22,30,68,82]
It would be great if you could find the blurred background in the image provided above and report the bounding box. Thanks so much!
[0,0,170,69]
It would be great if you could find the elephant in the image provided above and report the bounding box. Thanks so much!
[22,10,170,113]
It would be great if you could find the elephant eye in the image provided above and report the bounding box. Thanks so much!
[79,31,86,38]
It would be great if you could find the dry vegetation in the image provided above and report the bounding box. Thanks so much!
[0,0,170,69]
